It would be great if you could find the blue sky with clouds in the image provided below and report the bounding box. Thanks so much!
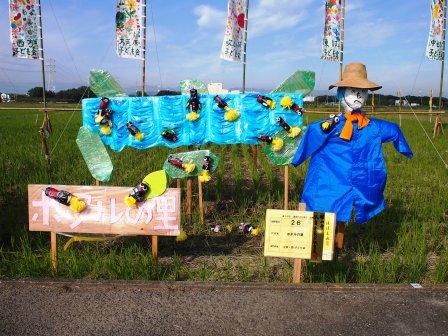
[0,0,443,96]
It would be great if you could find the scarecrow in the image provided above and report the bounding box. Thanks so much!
[292,63,413,246]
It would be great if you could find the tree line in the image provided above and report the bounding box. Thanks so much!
[5,86,446,107]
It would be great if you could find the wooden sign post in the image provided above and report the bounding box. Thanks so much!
[28,185,181,271]
[264,207,336,284]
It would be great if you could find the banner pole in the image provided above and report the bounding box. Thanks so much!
[141,0,147,96]
[438,0,447,110]
[338,0,346,113]
[37,0,51,165]
[242,0,249,93]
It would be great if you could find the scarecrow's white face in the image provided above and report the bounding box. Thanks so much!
[341,88,368,111]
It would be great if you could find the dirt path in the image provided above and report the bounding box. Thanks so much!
[1,280,447,336]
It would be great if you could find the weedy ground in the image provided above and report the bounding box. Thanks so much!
[0,103,447,283]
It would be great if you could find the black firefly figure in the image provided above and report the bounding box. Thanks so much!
[161,129,178,142]
[187,88,202,113]
[276,117,291,132]
[257,135,273,144]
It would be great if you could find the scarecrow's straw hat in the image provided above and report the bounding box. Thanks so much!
[329,62,382,91]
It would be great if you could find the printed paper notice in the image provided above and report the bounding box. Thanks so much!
[264,209,314,259]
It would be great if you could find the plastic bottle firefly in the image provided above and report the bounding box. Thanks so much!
[199,155,212,183]
[127,122,144,141]
[239,223,260,236]
[214,95,240,121]
[44,187,87,213]
[321,113,341,133]
[186,88,201,121]
[161,129,177,142]
[167,155,196,173]
[276,117,301,138]
[280,96,304,116]
[257,95,276,109]
[125,181,150,208]
[257,135,284,152]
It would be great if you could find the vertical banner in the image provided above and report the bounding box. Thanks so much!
[116,0,144,59]
[9,0,42,60]
[321,0,342,62]
[220,0,247,62]
[426,0,446,61]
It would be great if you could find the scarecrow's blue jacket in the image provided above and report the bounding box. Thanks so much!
[292,115,413,224]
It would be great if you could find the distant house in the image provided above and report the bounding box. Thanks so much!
[303,96,315,102]
[207,83,241,94]
[395,100,410,107]
[207,83,228,94]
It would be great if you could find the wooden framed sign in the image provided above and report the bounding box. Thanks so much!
[28,185,180,236]
[264,209,336,260]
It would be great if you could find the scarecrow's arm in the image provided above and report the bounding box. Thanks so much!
[291,122,329,166]
[377,120,413,158]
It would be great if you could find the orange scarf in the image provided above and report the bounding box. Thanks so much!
[340,112,370,141]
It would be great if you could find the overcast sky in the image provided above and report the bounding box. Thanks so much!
[0,0,442,96]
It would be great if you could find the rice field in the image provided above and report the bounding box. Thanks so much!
[0,103,447,283]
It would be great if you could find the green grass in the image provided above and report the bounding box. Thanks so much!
[0,103,447,283]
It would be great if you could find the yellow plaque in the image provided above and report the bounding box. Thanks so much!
[264,209,314,259]
[322,213,336,261]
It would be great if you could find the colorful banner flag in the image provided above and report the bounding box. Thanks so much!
[220,0,247,62]
[115,0,144,59]
[426,0,446,61]
[321,0,343,62]
[9,0,42,60]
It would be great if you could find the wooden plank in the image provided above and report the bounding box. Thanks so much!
[28,185,181,236]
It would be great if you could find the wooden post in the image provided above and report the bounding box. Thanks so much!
[433,113,444,137]
[371,92,375,113]
[50,231,57,272]
[186,177,193,224]
[335,223,346,249]
[292,202,307,284]
[186,145,194,224]
[430,89,433,123]
[198,177,204,225]
[151,235,158,260]
[176,179,181,189]
[251,145,258,166]
[284,165,289,210]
